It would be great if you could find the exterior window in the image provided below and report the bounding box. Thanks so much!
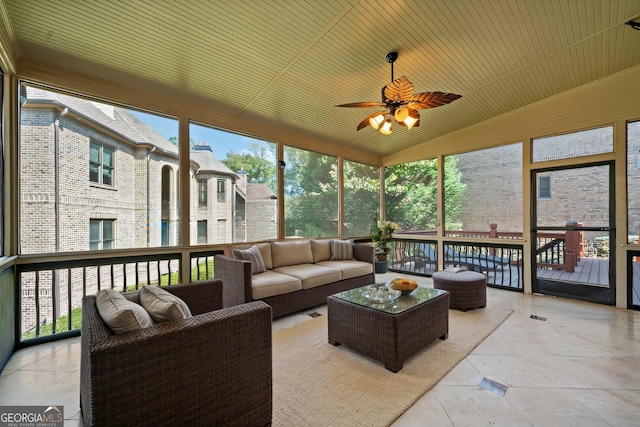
[90,219,115,250]
[217,179,225,202]
[538,176,551,199]
[90,141,114,186]
[532,126,613,162]
[198,180,207,207]
[344,160,379,236]
[197,220,207,244]
[189,121,277,243]
[284,146,338,237]
[20,85,178,253]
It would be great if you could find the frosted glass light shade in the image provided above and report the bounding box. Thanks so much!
[369,113,385,129]
[404,115,418,130]
[379,119,393,135]
[394,107,409,122]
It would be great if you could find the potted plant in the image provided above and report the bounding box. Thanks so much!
[371,220,398,264]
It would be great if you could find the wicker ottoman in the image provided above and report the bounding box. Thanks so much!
[432,269,486,311]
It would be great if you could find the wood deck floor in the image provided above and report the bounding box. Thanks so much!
[392,256,611,290]
[536,257,609,286]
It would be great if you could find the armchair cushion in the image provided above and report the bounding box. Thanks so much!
[96,289,155,334]
[140,285,192,323]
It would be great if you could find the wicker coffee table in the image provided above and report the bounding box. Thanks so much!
[327,285,449,372]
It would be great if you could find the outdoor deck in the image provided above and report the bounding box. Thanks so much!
[392,255,610,290]
[536,257,609,286]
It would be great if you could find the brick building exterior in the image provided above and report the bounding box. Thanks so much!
[454,124,637,239]
[19,87,260,253]
[18,87,276,333]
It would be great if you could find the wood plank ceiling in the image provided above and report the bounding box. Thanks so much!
[2,0,640,158]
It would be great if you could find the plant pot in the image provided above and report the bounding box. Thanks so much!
[375,260,389,274]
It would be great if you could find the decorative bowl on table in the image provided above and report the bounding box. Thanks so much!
[389,278,419,295]
[363,284,401,303]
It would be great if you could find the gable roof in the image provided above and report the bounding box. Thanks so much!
[24,87,235,177]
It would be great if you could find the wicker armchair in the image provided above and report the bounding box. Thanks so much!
[80,279,272,427]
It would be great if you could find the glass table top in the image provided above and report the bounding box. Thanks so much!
[333,284,448,314]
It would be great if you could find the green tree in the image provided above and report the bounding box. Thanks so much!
[221,143,277,191]
[343,161,379,236]
[284,148,338,237]
[442,156,466,230]
[385,157,465,232]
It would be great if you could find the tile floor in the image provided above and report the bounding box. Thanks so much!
[1,273,639,426]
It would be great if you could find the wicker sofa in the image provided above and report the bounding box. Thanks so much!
[215,239,375,318]
[80,279,272,427]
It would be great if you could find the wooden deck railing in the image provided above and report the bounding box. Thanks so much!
[387,238,524,291]
[402,222,585,272]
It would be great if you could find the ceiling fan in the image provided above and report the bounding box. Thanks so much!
[336,52,462,135]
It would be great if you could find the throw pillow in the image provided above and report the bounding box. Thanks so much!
[96,288,155,334]
[234,245,267,274]
[330,239,354,260]
[140,285,193,323]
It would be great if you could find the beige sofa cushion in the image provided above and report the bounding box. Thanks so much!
[271,240,313,268]
[256,242,273,270]
[316,260,374,279]
[274,264,342,290]
[311,239,331,263]
[96,289,155,334]
[140,285,192,323]
[251,270,302,299]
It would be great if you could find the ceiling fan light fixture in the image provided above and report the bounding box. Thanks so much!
[404,114,418,130]
[336,51,461,135]
[369,113,385,129]
[379,118,393,135]
[394,107,409,122]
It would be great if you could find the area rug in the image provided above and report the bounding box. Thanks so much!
[272,306,513,427]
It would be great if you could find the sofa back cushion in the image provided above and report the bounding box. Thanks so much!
[256,242,273,270]
[233,245,267,274]
[96,289,155,334]
[271,240,313,268]
[311,239,331,263]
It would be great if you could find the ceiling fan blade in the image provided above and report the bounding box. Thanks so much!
[383,76,414,104]
[335,101,386,108]
[405,91,462,109]
[356,111,388,131]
